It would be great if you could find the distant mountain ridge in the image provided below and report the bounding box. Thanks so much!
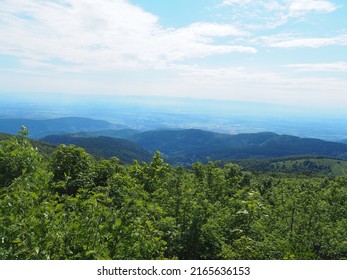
[39,128,347,165]
[70,129,141,139]
[0,117,127,138]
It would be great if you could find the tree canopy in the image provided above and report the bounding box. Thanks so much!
[1,131,347,260]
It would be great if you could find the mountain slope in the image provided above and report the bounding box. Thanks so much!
[130,129,283,152]
[130,129,347,164]
[0,117,127,139]
[41,135,151,163]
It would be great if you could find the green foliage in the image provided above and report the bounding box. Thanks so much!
[50,144,94,195]
[0,135,42,187]
[18,125,29,138]
[1,131,347,260]
[130,152,170,193]
[93,157,123,187]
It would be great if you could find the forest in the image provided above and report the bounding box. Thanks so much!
[1,127,347,260]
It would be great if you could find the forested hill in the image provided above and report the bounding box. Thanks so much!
[41,134,151,163]
[129,129,347,163]
[130,129,277,152]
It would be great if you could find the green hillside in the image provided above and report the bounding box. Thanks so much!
[235,156,347,176]
[272,158,347,176]
[41,134,151,163]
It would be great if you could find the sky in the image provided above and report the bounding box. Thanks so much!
[0,0,346,110]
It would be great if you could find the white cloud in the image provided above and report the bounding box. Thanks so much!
[286,62,347,72]
[221,0,252,6]
[0,0,346,109]
[183,22,248,37]
[262,34,347,48]
[0,0,253,72]
[222,0,336,13]
[218,0,337,30]
[289,0,337,16]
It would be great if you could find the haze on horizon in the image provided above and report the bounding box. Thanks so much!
[0,0,346,111]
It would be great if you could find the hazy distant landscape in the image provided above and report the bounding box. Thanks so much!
[2,92,347,172]
[1,94,347,141]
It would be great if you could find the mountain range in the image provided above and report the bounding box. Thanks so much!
[128,129,347,164]
[41,130,347,165]
[2,117,347,165]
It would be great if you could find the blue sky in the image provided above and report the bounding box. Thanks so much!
[0,0,346,109]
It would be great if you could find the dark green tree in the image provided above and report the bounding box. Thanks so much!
[50,144,94,195]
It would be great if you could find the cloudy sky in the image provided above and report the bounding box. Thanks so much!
[0,0,346,109]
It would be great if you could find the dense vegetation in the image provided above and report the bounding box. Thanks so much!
[234,156,347,176]
[1,128,347,260]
